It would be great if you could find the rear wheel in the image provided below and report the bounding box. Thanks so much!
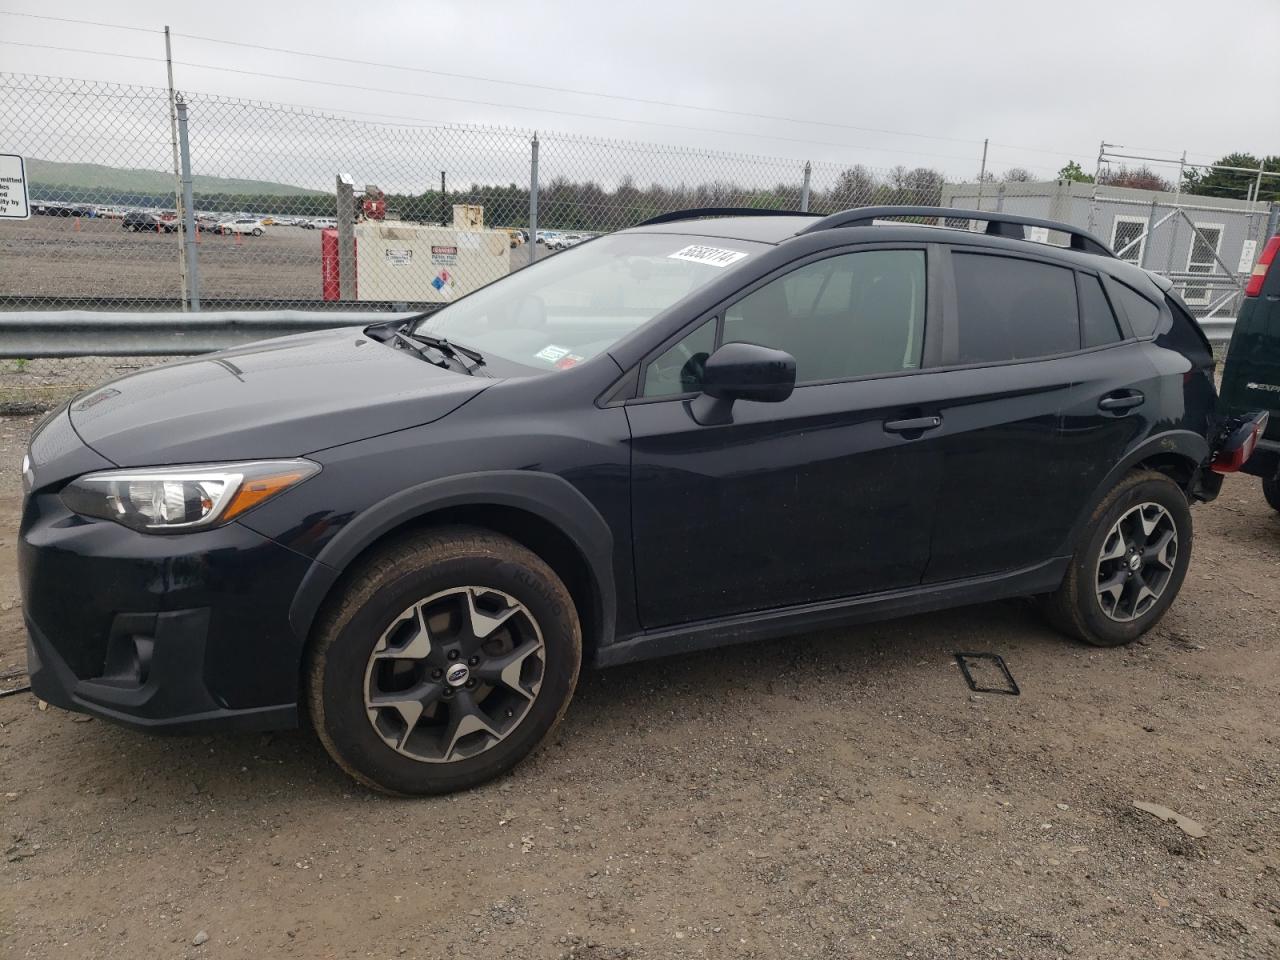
[1263,475,1280,513]
[306,527,581,795]
[1043,470,1192,646]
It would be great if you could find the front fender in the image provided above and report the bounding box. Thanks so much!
[286,470,616,649]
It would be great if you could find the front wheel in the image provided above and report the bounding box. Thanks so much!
[1263,475,1280,513]
[252,227,263,236]
[1042,470,1192,647]
[306,527,582,795]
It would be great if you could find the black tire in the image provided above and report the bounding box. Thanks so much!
[1042,470,1192,647]
[1263,475,1280,514]
[305,526,582,795]
[252,227,263,237]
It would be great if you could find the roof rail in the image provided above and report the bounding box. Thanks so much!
[634,207,811,227]
[796,205,1115,258]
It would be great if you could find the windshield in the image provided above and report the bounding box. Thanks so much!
[411,232,765,371]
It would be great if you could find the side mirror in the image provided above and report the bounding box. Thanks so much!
[689,341,796,425]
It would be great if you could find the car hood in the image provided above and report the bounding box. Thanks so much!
[69,327,490,466]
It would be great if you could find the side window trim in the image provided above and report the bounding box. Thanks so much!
[626,242,936,404]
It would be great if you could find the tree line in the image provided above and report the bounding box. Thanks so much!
[28,151,1274,232]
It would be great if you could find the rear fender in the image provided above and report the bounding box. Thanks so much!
[1063,430,1210,553]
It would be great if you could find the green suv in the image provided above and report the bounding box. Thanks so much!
[1220,234,1280,511]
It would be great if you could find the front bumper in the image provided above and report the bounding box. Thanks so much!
[20,485,316,733]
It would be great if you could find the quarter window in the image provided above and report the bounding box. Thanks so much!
[1109,282,1161,337]
[641,318,716,398]
[1078,274,1123,347]
[721,250,926,384]
[952,253,1079,363]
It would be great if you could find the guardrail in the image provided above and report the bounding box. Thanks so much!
[0,309,1237,359]
[1200,317,1236,344]
[0,310,438,358]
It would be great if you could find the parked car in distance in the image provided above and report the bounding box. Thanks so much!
[1219,233,1280,511]
[20,205,1267,796]
[219,217,266,236]
[122,211,173,233]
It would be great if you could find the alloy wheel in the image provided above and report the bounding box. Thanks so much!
[363,586,545,763]
[1094,501,1178,623]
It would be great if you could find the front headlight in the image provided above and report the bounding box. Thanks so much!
[60,459,319,533]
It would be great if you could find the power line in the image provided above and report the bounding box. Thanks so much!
[0,10,157,35]
[0,7,1085,163]
[0,38,1008,168]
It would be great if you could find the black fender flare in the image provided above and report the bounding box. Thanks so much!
[288,470,616,649]
[1062,430,1209,554]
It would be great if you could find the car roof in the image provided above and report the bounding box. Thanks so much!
[624,215,818,244]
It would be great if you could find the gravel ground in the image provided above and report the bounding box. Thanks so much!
[0,415,1278,960]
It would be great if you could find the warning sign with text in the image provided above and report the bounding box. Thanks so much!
[0,155,29,220]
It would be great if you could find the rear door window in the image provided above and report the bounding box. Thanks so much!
[952,253,1079,363]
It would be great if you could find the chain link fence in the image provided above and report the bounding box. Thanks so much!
[0,72,954,404]
[2,72,1275,409]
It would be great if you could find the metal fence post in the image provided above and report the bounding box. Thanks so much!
[163,26,189,310]
[175,96,200,311]
[976,138,988,213]
[529,133,539,264]
[336,173,355,299]
[1088,140,1104,234]
[1267,202,1280,240]
[800,162,811,213]
[1139,197,1159,270]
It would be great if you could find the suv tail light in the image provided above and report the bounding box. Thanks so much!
[1245,235,1280,298]
[1211,411,1270,474]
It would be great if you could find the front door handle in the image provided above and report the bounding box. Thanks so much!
[883,415,942,434]
[1098,390,1144,412]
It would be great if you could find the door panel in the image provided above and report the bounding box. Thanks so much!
[627,376,947,628]
[924,358,1077,582]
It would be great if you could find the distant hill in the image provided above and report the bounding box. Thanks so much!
[26,158,325,197]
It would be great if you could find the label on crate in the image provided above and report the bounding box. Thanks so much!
[384,247,413,267]
[0,155,29,220]
[1238,240,1258,274]
[431,245,458,265]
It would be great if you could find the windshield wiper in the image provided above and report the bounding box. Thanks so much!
[392,329,486,375]
[397,327,486,373]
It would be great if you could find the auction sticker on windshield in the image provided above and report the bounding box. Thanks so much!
[668,244,748,268]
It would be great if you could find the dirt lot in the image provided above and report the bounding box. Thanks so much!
[0,416,1278,960]
[0,216,534,308]
[0,216,323,304]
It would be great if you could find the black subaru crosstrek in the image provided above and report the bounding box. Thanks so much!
[20,205,1264,795]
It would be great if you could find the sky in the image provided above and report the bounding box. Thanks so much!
[1,0,1277,188]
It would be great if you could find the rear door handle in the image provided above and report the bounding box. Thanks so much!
[1098,390,1144,412]
[883,415,942,434]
